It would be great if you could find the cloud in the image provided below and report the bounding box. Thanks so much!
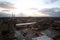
[0,1,16,17]
[0,12,11,17]
[0,1,15,9]
[30,8,38,10]
[51,0,58,3]
[40,8,60,17]
[45,0,58,4]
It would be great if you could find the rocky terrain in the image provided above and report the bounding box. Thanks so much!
[0,17,60,40]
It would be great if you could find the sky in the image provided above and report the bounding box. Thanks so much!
[0,0,60,17]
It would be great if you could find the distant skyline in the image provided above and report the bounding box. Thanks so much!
[0,0,60,17]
